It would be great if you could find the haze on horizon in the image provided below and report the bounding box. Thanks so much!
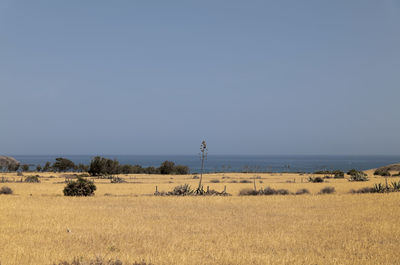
[1,1,399,156]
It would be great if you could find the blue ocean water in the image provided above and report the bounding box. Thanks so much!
[10,155,400,173]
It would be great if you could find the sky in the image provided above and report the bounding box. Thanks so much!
[1,1,399,155]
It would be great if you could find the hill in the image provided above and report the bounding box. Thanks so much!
[0,155,20,168]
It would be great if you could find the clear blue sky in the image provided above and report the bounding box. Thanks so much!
[1,1,399,155]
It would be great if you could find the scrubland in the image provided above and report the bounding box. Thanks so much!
[1,170,400,264]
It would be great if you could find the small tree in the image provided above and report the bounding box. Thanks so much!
[36,165,42,172]
[21,164,30,172]
[42,161,52,172]
[77,163,89,172]
[53,158,75,172]
[159,161,175,174]
[174,165,189,175]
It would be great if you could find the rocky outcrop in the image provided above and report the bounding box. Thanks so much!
[0,156,20,168]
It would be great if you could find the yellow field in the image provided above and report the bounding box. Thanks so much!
[1,171,400,265]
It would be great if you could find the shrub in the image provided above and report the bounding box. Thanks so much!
[374,168,391,176]
[347,169,367,177]
[348,172,369,182]
[63,177,96,196]
[239,187,290,196]
[0,186,13,195]
[275,189,290,195]
[192,175,199,179]
[210,179,220,183]
[262,187,277,195]
[25,175,40,183]
[156,184,230,196]
[295,188,310,195]
[239,188,259,196]
[350,181,400,194]
[333,170,345,178]
[391,181,400,191]
[239,179,252,183]
[313,170,331,174]
[169,184,194,196]
[308,176,324,183]
[110,176,126,183]
[319,186,335,194]
[350,187,378,194]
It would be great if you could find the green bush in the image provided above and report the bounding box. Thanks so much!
[0,186,13,195]
[374,168,391,176]
[347,169,367,177]
[63,177,96,196]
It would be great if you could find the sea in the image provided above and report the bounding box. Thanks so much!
[10,155,400,173]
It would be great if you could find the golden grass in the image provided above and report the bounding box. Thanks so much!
[1,171,400,264]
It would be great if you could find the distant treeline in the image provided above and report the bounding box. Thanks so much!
[88,156,189,175]
[1,156,189,175]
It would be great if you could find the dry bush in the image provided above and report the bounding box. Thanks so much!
[53,257,152,265]
[155,184,230,196]
[319,186,335,194]
[0,186,13,195]
[25,175,41,183]
[295,188,310,195]
[239,187,290,196]
[308,176,324,183]
[110,176,126,183]
[239,188,259,196]
[239,179,252,183]
[63,178,96,196]
[348,172,369,182]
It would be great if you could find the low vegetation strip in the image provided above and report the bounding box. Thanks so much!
[53,257,152,265]
[154,184,231,196]
[351,181,400,194]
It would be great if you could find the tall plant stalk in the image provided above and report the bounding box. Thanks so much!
[197,140,207,193]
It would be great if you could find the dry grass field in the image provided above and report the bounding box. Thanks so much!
[1,170,400,264]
